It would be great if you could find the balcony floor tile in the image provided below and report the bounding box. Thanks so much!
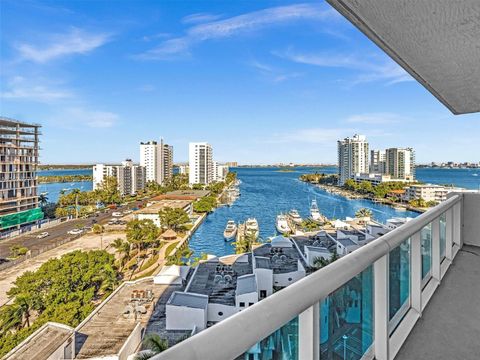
[396,245,480,360]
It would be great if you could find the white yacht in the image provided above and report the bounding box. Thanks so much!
[245,218,259,240]
[310,199,322,222]
[223,220,237,242]
[288,209,303,224]
[276,214,291,234]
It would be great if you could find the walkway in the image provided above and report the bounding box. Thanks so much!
[396,245,480,360]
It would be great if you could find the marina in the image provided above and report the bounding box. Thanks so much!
[188,167,420,258]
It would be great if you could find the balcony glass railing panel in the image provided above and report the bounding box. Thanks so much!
[239,316,298,360]
[421,223,432,286]
[389,238,411,330]
[320,266,373,360]
[439,213,446,260]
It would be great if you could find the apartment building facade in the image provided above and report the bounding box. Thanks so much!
[0,117,43,230]
[337,134,369,186]
[140,139,173,185]
[93,160,146,196]
[189,142,213,185]
[385,147,415,181]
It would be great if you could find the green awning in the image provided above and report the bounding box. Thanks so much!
[0,208,44,229]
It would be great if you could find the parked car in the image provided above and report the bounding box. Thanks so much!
[36,232,49,239]
[67,228,83,235]
[122,209,133,215]
[112,212,123,217]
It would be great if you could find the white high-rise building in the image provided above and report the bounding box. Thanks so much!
[140,139,173,185]
[385,147,415,180]
[337,134,369,186]
[189,142,213,185]
[370,150,386,174]
[213,162,229,182]
[93,160,146,196]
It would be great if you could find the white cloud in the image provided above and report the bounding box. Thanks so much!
[137,4,337,60]
[65,108,118,128]
[346,112,407,124]
[276,49,414,85]
[0,76,73,102]
[16,28,111,63]
[181,13,223,24]
[249,60,302,83]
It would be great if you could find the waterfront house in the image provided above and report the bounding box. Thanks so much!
[135,199,193,227]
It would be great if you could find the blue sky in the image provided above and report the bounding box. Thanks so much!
[1,0,479,165]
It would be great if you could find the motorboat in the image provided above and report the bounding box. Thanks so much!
[310,199,323,222]
[223,220,238,241]
[276,214,291,234]
[245,218,259,240]
[288,209,303,224]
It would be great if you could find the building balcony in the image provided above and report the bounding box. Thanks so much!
[154,192,480,360]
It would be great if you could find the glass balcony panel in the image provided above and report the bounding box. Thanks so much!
[439,213,446,260]
[421,223,432,285]
[239,316,298,360]
[320,266,373,360]
[389,238,411,328]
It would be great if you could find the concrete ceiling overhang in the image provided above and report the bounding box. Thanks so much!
[327,0,480,115]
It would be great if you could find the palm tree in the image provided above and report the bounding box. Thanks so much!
[355,208,373,218]
[312,250,339,270]
[135,333,169,359]
[38,193,48,206]
[92,224,104,250]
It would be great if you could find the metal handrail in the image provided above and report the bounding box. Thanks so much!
[154,195,462,360]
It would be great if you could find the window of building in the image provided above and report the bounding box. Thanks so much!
[239,302,245,307]
[218,311,223,316]
[260,290,267,299]
[249,302,254,306]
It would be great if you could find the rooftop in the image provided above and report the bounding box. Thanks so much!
[75,279,168,359]
[236,274,257,295]
[186,255,253,306]
[292,233,337,255]
[168,291,208,309]
[253,242,305,274]
[6,322,73,360]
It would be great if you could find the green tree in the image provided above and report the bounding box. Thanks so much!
[158,207,190,231]
[358,181,374,194]
[312,250,339,270]
[38,193,48,206]
[343,179,358,191]
[355,208,373,218]
[9,245,28,259]
[193,196,217,213]
[135,333,169,360]
[126,219,159,251]
[0,250,119,357]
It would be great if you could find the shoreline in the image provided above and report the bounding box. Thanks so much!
[303,181,425,214]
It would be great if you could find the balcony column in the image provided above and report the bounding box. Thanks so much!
[445,208,454,261]
[374,254,389,360]
[410,232,422,314]
[431,217,441,282]
[453,202,462,247]
[299,304,319,360]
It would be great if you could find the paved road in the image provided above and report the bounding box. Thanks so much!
[0,200,145,259]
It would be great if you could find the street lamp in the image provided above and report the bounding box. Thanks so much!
[342,334,348,360]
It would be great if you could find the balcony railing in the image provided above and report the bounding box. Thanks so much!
[153,193,477,360]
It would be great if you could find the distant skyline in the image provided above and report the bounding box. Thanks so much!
[1,0,479,164]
